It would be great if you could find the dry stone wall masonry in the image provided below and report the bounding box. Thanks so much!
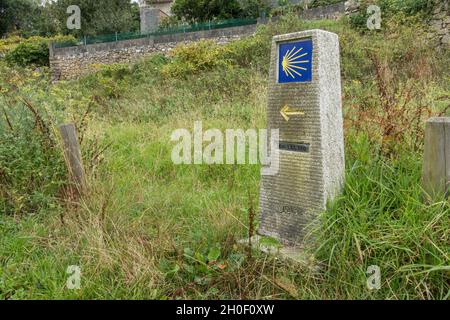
[49,25,256,81]
[430,0,450,47]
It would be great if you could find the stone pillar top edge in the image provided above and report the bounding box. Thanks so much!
[272,29,338,42]
[427,117,450,123]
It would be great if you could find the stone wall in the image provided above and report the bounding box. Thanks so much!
[50,2,351,81]
[50,0,448,81]
[49,25,256,81]
[300,2,346,20]
[430,0,450,47]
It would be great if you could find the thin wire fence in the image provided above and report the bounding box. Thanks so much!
[54,18,257,49]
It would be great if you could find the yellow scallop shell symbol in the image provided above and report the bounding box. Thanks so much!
[282,47,310,79]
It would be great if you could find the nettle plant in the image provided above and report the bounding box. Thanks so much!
[345,52,449,157]
[0,97,66,216]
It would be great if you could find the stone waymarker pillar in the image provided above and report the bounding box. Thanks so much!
[259,30,345,246]
[421,117,450,201]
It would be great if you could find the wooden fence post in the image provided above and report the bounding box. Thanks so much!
[59,123,85,193]
[421,117,450,201]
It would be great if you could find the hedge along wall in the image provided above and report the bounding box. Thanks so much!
[49,1,352,81]
[49,25,257,81]
[41,1,450,81]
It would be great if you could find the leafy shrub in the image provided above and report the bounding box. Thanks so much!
[227,13,315,71]
[378,0,434,17]
[158,16,185,30]
[272,0,342,15]
[0,36,26,55]
[172,0,242,23]
[348,11,369,31]
[309,0,343,8]
[349,0,434,31]
[270,3,304,16]
[3,35,76,67]
[161,14,310,78]
[81,63,133,100]
[223,35,270,71]
[5,40,49,67]
[0,60,69,216]
[239,0,272,18]
[162,40,232,78]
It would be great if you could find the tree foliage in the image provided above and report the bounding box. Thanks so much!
[239,0,271,18]
[172,0,241,22]
[0,0,41,36]
[309,0,343,8]
[0,0,140,37]
[172,0,271,22]
[48,0,140,36]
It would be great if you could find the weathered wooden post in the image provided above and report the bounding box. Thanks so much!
[59,123,85,193]
[421,117,450,201]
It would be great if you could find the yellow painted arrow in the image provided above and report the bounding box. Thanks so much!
[280,105,305,122]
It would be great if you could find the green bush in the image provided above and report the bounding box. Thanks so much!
[172,0,242,22]
[378,0,434,17]
[158,16,184,30]
[349,11,369,31]
[161,14,311,78]
[0,36,26,55]
[5,40,49,67]
[309,0,343,8]
[239,0,272,18]
[223,35,270,71]
[162,40,233,78]
[349,0,434,31]
[3,36,77,67]
[270,3,303,16]
[86,63,133,99]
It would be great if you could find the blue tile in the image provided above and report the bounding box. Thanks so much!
[278,39,313,83]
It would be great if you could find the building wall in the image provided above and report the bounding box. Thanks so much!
[140,7,161,33]
[151,1,173,16]
[140,1,174,34]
